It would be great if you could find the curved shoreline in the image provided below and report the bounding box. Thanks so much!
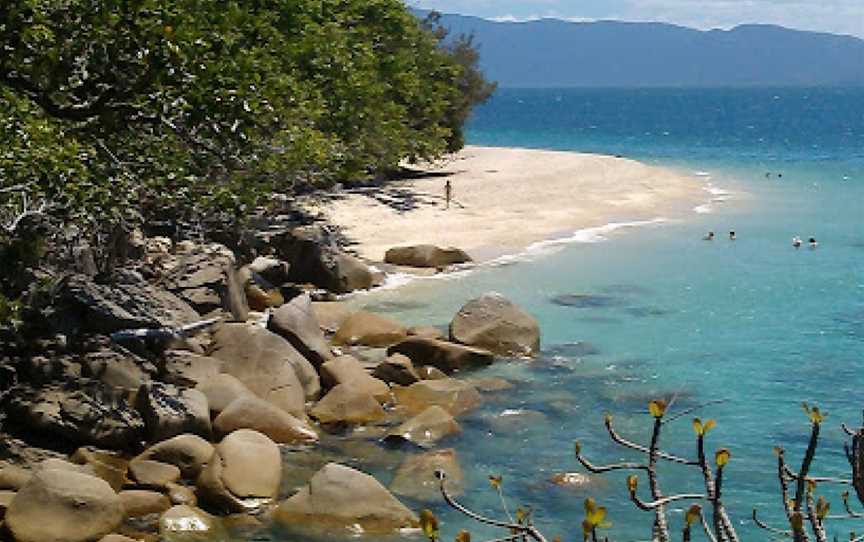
[311,146,712,267]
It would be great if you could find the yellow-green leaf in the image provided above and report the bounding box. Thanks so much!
[627,475,638,493]
[692,418,703,435]
[649,400,667,418]
[715,448,730,467]
[420,509,439,541]
[703,419,717,433]
[489,475,503,490]
[685,504,701,526]
[816,496,830,520]
[455,529,471,542]
[587,506,607,526]
[584,497,597,515]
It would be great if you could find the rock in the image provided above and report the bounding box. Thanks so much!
[135,382,212,442]
[6,469,124,542]
[275,463,418,533]
[489,409,547,432]
[129,459,181,488]
[120,490,172,517]
[159,505,226,541]
[80,348,151,392]
[0,465,31,491]
[320,356,390,403]
[70,448,130,492]
[387,337,494,374]
[311,301,353,333]
[332,312,408,347]
[549,472,607,492]
[7,380,144,450]
[165,482,197,507]
[268,293,333,368]
[162,243,249,320]
[392,379,481,417]
[213,397,318,444]
[372,353,421,386]
[160,350,223,388]
[58,272,199,335]
[384,245,472,268]
[99,535,139,542]
[407,325,444,340]
[278,226,373,293]
[248,256,290,286]
[136,434,214,480]
[196,430,281,513]
[210,324,319,411]
[417,366,448,380]
[449,293,541,357]
[383,406,461,448]
[465,377,514,392]
[195,374,255,415]
[390,449,464,501]
[0,489,13,518]
[310,384,386,425]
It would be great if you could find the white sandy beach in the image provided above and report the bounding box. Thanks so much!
[312,146,708,263]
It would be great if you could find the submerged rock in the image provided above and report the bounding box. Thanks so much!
[450,293,540,357]
[383,405,461,449]
[393,379,481,417]
[310,384,386,425]
[388,337,494,374]
[551,293,623,308]
[390,449,464,501]
[332,311,408,347]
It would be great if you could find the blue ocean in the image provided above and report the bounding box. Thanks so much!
[271,88,864,542]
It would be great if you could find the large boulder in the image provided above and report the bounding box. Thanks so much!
[210,324,319,410]
[195,374,256,415]
[6,380,144,450]
[332,312,408,347]
[268,293,333,367]
[383,406,461,448]
[311,301,354,333]
[128,459,181,488]
[162,243,248,320]
[6,469,124,542]
[384,245,472,268]
[309,384,385,425]
[387,337,494,374]
[214,397,318,444]
[393,379,481,417]
[159,505,227,541]
[80,348,153,392]
[449,293,540,357]
[119,489,172,518]
[58,272,199,335]
[196,430,281,513]
[372,353,421,386]
[390,449,464,501]
[159,350,223,388]
[277,226,373,293]
[136,434,214,480]
[70,449,130,492]
[320,355,390,403]
[275,463,418,533]
[135,382,212,442]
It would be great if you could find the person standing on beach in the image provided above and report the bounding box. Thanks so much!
[445,179,452,209]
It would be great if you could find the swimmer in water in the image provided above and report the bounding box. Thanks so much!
[703,231,715,241]
[729,231,736,241]
[809,237,818,248]
[792,236,802,248]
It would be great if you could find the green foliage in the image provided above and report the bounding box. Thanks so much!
[0,0,494,243]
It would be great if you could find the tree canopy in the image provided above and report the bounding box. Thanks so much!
[0,0,494,241]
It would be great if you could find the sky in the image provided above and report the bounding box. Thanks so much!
[407,0,864,38]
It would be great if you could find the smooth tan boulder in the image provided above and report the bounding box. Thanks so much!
[393,379,481,417]
[165,482,197,507]
[160,350,223,388]
[135,382,212,442]
[372,353,421,386]
[195,373,255,415]
[129,459,181,488]
[390,449,464,501]
[120,490,172,518]
[196,430,281,513]
[70,449,129,492]
[332,312,408,347]
[320,355,390,403]
[159,505,226,540]
[310,384,386,425]
[449,293,540,357]
[6,469,124,542]
[388,337,494,374]
[383,406,461,448]
[0,464,31,490]
[210,324,317,415]
[549,472,608,492]
[275,463,418,533]
[0,489,14,517]
[311,301,353,333]
[214,396,318,444]
[98,535,139,542]
[384,245,472,268]
[268,293,333,367]
[136,434,214,480]
[407,325,444,340]
[418,366,448,380]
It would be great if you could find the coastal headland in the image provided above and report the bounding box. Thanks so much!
[315,146,707,263]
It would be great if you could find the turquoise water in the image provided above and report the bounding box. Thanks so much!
[271,89,864,542]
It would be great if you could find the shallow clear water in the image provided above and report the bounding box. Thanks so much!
[267,89,864,542]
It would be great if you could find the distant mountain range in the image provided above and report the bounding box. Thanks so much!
[413,9,864,88]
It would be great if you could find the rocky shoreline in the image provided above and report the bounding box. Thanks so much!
[0,215,543,542]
